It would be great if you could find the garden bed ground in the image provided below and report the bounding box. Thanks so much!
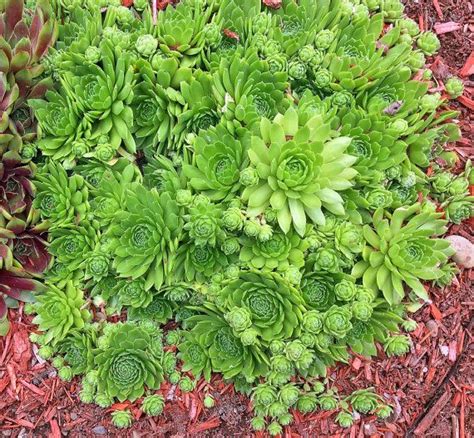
[0,0,473,436]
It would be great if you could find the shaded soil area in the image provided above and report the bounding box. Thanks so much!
[1,0,473,437]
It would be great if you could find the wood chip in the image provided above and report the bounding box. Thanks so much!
[434,22,461,34]
[414,389,452,435]
[432,0,444,20]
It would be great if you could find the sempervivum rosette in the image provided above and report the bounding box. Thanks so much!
[173,71,220,148]
[57,326,96,375]
[212,49,288,133]
[339,110,407,185]
[352,203,454,304]
[219,271,306,343]
[32,40,136,166]
[242,106,357,236]
[150,0,211,63]
[239,229,309,271]
[32,281,91,344]
[175,242,231,283]
[0,269,45,335]
[0,0,57,152]
[34,161,90,228]
[0,150,51,274]
[95,323,163,402]
[179,304,270,381]
[132,57,189,155]
[106,183,181,290]
[48,221,98,272]
[183,124,250,202]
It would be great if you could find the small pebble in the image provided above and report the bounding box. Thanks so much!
[364,423,378,436]
[440,345,449,356]
[446,235,474,268]
[425,319,439,337]
[70,412,78,421]
[92,425,107,435]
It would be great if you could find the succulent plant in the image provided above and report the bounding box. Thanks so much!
[32,281,90,344]
[57,326,96,375]
[141,394,165,416]
[106,183,181,290]
[111,409,133,428]
[348,389,384,414]
[14,0,464,432]
[178,305,269,381]
[240,228,308,271]
[0,150,51,274]
[0,269,45,335]
[34,161,89,228]
[416,31,440,56]
[243,107,357,236]
[445,77,464,99]
[31,40,136,166]
[384,334,411,356]
[95,323,164,402]
[352,203,454,304]
[220,271,305,343]
[184,124,250,201]
[0,0,58,152]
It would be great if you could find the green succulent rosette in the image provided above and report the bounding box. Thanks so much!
[127,295,175,325]
[176,242,231,283]
[212,49,288,132]
[106,183,181,290]
[132,57,189,154]
[183,200,225,247]
[242,107,357,236]
[173,70,220,148]
[339,111,407,184]
[32,281,90,345]
[48,221,98,272]
[90,163,141,227]
[323,305,352,338]
[300,272,350,311]
[115,279,154,309]
[352,203,454,304]
[179,304,269,381]
[219,271,306,343]
[32,40,136,166]
[239,229,309,271]
[34,161,90,228]
[95,324,163,402]
[57,326,96,375]
[149,0,212,63]
[183,124,250,201]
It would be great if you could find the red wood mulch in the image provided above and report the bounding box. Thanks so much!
[1,0,473,436]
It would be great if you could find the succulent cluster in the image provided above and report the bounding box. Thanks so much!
[4,0,472,434]
[0,0,56,334]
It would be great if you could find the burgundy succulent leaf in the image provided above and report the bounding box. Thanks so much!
[14,233,50,274]
[0,242,10,258]
[4,0,24,40]
[12,21,29,45]
[0,296,6,319]
[5,216,26,233]
[0,269,45,294]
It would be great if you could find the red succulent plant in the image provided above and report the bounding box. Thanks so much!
[0,149,50,275]
[0,0,58,152]
[0,268,45,335]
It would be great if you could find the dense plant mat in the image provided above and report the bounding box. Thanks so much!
[0,0,473,435]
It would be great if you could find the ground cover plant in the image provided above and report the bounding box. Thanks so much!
[0,0,472,435]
